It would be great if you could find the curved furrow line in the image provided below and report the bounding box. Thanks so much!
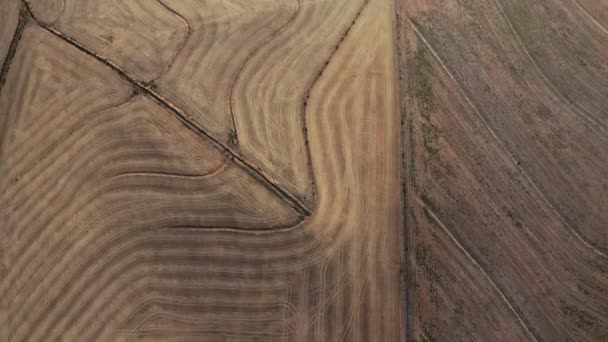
[10,146,174,259]
[404,8,608,337]
[232,0,367,207]
[3,32,134,288]
[155,0,299,142]
[297,1,402,339]
[0,3,26,101]
[572,0,608,34]
[52,268,290,341]
[5,104,300,262]
[305,71,353,247]
[324,249,351,341]
[228,0,301,146]
[43,0,63,25]
[8,157,305,315]
[298,0,370,205]
[153,226,317,246]
[119,305,292,342]
[409,18,607,259]
[231,2,316,147]
[20,0,311,217]
[140,279,289,299]
[11,171,313,299]
[4,84,133,170]
[553,0,608,39]
[308,73,363,249]
[26,0,189,81]
[64,268,288,341]
[304,28,384,243]
[4,1,405,340]
[161,1,218,82]
[8,161,173,323]
[122,325,288,342]
[2,93,136,211]
[10,148,318,340]
[4,148,145,336]
[571,0,608,35]
[151,0,192,83]
[5,50,314,340]
[7,120,212,265]
[492,0,608,135]
[124,297,291,325]
[346,264,371,342]
[477,4,608,151]
[474,3,608,248]
[305,1,392,253]
[477,10,604,138]
[7,150,148,314]
[112,163,228,181]
[303,251,354,341]
[0,13,50,163]
[19,231,301,341]
[67,247,306,340]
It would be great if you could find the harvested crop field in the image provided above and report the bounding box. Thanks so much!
[0,0,606,341]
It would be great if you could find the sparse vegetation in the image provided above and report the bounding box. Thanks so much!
[401,0,608,340]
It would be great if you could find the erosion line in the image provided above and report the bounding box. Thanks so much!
[228,0,301,148]
[152,0,192,82]
[409,18,607,258]
[301,0,370,201]
[394,2,414,341]
[22,0,311,217]
[417,198,540,342]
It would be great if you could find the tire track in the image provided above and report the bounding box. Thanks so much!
[417,197,539,342]
[492,0,608,136]
[571,0,608,35]
[409,18,607,259]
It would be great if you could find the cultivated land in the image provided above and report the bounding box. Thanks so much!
[1,0,402,341]
[397,0,608,341]
[0,0,607,341]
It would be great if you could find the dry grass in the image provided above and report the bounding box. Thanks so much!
[0,0,403,341]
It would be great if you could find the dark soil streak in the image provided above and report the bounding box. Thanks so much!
[301,0,370,205]
[22,0,311,218]
[152,0,192,82]
[393,1,415,340]
[0,5,28,92]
